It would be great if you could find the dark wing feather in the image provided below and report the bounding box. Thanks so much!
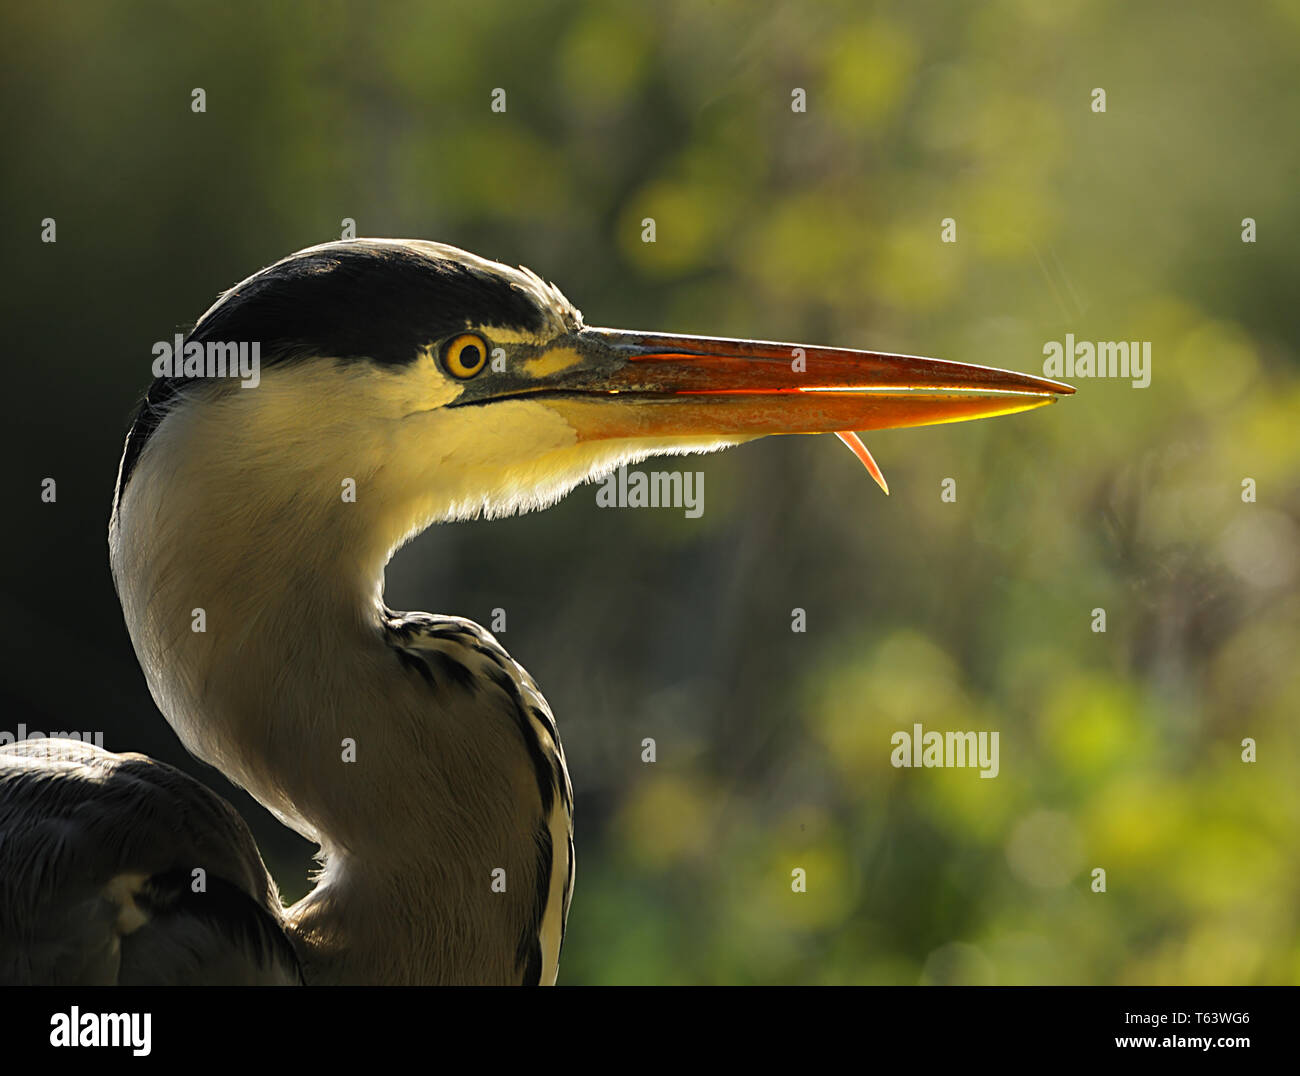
[0,739,301,985]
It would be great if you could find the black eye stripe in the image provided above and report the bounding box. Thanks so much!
[116,241,583,499]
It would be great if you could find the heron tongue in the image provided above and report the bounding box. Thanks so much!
[834,431,889,495]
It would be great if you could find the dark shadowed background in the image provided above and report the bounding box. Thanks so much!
[2,0,1297,983]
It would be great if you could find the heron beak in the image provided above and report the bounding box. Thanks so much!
[524,327,1073,490]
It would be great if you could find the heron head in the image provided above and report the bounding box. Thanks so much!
[114,239,1071,567]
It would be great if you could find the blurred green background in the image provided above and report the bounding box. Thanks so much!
[2,0,1297,984]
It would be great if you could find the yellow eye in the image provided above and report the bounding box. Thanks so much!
[443,333,489,379]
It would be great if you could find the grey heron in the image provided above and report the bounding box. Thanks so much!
[0,239,1072,984]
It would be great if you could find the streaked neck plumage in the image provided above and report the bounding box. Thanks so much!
[109,363,581,984]
[110,351,728,983]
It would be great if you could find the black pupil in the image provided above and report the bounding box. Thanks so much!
[460,344,481,368]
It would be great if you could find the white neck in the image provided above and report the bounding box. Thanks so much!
[109,361,735,981]
[108,371,567,982]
